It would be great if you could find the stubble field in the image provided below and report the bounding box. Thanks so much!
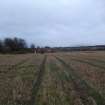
[0,51,105,105]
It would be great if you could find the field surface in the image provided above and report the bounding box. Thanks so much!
[0,51,105,105]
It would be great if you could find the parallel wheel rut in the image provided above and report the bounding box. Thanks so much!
[54,56,105,105]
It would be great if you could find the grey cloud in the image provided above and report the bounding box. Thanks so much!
[0,0,105,46]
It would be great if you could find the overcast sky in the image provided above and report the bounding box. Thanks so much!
[0,0,105,47]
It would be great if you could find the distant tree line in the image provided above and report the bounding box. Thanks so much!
[1,37,105,54]
[54,45,105,52]
[0,37,35,54]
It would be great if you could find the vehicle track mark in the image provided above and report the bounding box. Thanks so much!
[31,55,47,105]
[71,58,105,71]
[60,55,105,71]
[8,58,29,70]
[55,56,105,105]
[49,58,83,105]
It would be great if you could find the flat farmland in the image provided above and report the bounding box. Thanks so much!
[0,51,105,105]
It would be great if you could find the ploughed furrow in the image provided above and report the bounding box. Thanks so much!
[55,56,105,105]
[31,55,47,105]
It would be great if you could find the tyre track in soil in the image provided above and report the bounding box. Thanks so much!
[54,56,105,105]
[0,58,34,75]
[49,57,83,105]
[48,57,71,105]
[71,58,105,71]
[8,55,36,70]
[0,55,35,72]
[54,56,95,105]
[60,55,105,72]
[0,58,29,74]
[31,55,47,105]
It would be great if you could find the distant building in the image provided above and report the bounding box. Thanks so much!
[34,47,55,54]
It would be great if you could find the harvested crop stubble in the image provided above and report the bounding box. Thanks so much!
[1,52,105,105]
[35,56,84,105]
[0,54,33,66]
[55,56,105,105]
[59,54,105,97]
[0,54,44,105]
